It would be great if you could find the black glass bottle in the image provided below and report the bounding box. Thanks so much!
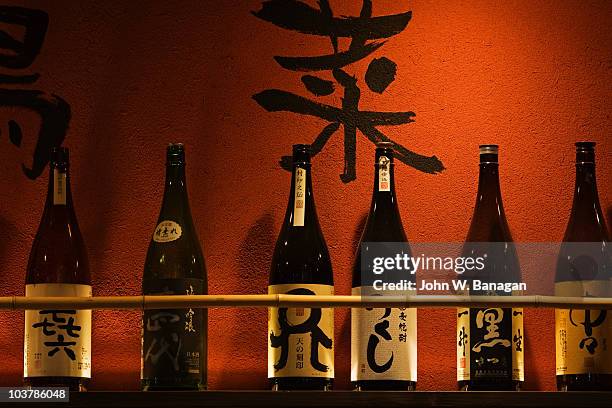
[351,142,416,390]
[24,147,91,392]
[268,144,334,391]
[555,141,611,391]
[457,145,524,391]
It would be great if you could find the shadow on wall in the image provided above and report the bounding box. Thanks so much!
[213,213,276,389]
[352,212,369,257]
[608,207,612,232]
[333,212,369,388]
[237,212,276,285]
[74,7,151,388]
[0,216,19,293]
[0,216,23,383]
[523,309,550,390]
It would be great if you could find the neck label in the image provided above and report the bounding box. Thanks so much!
[293,168,306,227]
[53,169,67,205]
[378,156,390,192]
[153,220,183,243]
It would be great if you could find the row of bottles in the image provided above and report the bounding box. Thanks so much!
[20,142,609,392]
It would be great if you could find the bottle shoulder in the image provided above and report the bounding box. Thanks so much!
[26,207,90,284]
[361,213,408,242]
[143,234,206,281]
[466,204,514,242]
[269,224,333,285]
[564,205,610,242]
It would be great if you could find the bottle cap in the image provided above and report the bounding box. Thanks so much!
[575,141,595,164]
[50,146,69,166]
[479,144,499,155]
[167,143,185,164]
[575,141,595,151]
[376,141,395,149]
[375,141,394,163]
[292,144,311,163]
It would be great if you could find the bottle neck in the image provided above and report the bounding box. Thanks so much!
[285,162,316,228]
[370,152,400,216]
[567,161,609,240]
[467,160,512,242]
[572,162,600,212]
[44,163,74,212]
[160,163,190,216]
[474,162,505,216]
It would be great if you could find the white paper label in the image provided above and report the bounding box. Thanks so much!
[53,169,66,205]
[293,168,306,227]
[378,156,390,192]
[24,283,92,378]
[351,287,417,382]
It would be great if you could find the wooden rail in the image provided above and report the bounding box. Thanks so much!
[0,294,610,310]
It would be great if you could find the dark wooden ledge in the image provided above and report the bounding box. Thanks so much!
[2,391,610,408]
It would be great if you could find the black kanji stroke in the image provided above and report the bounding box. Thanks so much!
[0,6,71,180]
[0,89,70,179]
[253,0,445,182]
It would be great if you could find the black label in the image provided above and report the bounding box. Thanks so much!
[142,278,206,383]
[469,307,513,380]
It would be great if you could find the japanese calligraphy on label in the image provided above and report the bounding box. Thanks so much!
[293,168,306,227]
[457,307,524,382]
[268,284,334,379]
[378,156,390,192]
[555,280,612,375]
[53,169,66,205]
[141,278,205,381]
[24,284,92,378]
[152,220,182,243]
[351,287,416,381]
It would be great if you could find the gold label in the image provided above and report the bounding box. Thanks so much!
[457,307,470,381]
[268,283,334,379]
[456,307,524,381]
[512,308,525,381]
[378,156,390,192]
[351,287,417,381]
[153,220,182,243]
[24,284,92,378]
[555,280,612,375]
[53,169,66,205]
[293,168,306,227]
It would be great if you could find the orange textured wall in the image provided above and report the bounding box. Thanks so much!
[0,0,610,391]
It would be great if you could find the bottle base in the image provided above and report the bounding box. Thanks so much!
[141,379,205,391]
[458,380,522,391]
[270,377,333,391]
[556,374,612,391]
[24,377,87,392]
[353,380,416,391]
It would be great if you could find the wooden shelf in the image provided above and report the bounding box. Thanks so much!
[3,391,610,408]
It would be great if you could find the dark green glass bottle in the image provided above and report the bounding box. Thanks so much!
[141,143,207,391]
